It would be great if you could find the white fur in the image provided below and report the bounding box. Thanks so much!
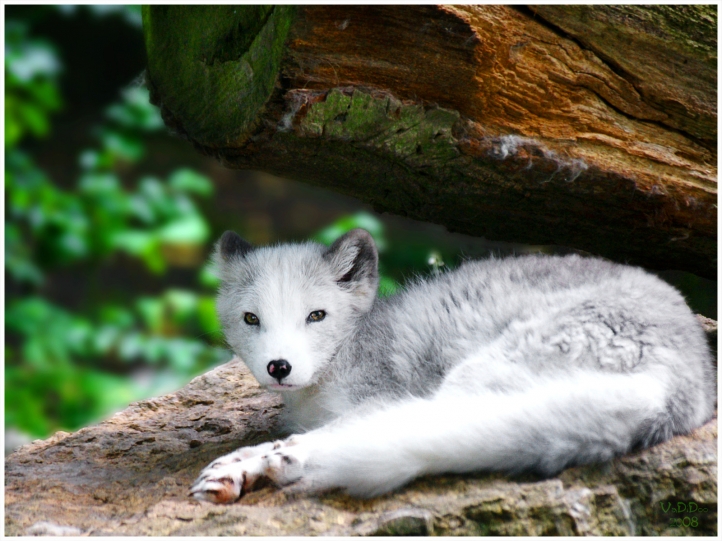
[191,231,716,502]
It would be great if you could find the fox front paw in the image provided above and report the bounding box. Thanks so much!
[190,458,262,504]
[203,441,277,470]
[190,440,306,504]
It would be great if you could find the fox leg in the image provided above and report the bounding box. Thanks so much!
[192,371,674,502]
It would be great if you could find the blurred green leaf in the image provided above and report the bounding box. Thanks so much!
[18,102,50,136]
[136,298,165,335]
[101,129,145,162]
[313,211,387,251]
[165,339,203,372]
[4,21,227,440]
[199,264,221,288]
[5,21,62,149]
[197,296,222,337]
[5,36,60,81]
[57,230,89,259]
[165,290,198,322]
[5,223,45,285]
[118,332,145,361]
[158,215,210,244]
[108,86,163,129]
[99,305,135,328]
[142,337,166,364]
[79,149,100,170]
[128,192,156,224]
[111,230,156,256]
[93,325,121,354]
[5,112,23,147]
[78,171,121,194]
[168,168,214,197]
[26,79,62,109]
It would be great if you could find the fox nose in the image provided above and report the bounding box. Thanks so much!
[267,359,292,382]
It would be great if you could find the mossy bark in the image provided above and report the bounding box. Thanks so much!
[143,6,716,278]
[142,5,296,146]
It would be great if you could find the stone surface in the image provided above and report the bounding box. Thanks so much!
[5,358,717,536]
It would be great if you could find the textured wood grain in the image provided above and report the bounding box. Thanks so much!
[143,5,717,277]
[529,5,717,144]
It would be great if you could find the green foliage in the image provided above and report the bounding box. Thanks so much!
[5,17,227,438]
[57,5,143,28]
[5,295,220,435]
[5,21,62,147]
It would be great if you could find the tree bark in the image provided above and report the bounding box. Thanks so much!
[143,5,717,278]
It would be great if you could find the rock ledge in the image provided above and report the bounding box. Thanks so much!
[5,359,717,536]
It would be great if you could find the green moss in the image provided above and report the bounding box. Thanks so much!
[300,88,460,169]
[142,6,296,147]
[620,5,716,58]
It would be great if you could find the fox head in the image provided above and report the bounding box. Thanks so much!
[213,229,379,391]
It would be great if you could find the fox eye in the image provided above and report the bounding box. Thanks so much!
[307,310,326,323]
[244,312,259,326]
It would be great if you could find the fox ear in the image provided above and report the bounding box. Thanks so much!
[323,229,379,290]
[218,230,253,261]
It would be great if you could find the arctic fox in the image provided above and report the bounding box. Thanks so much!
[191,229,715,503]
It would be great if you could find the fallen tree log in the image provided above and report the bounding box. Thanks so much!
[142,5,716,278]
[5,357,717,536]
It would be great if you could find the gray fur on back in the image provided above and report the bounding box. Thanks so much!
[337,254,714,403]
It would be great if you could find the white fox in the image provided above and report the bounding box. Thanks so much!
[191,229,715,503]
